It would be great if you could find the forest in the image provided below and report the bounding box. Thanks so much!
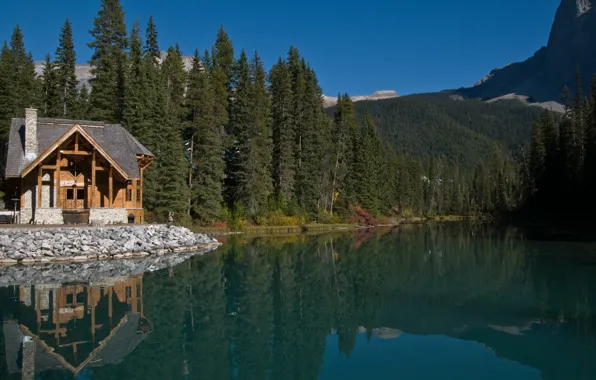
[0,0,576,227]
[525,71,596,220]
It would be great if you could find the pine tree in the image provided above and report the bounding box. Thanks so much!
[88,0,128,122]
[226,51,250,206]
[294,64,325,215]
[187,50,224,224]
[211,26,234,132]
[0,42,13,142]
[154,43,190,216]
[269,57,295,205]
[144,16,160,59]
[73,86,90,120]
[528,116,545,194]
[355,110,382,214]
[41,54,60,117]
[331,94,359,215]
[9,26,38,115]
[162,44,187,124]
[54,19,78,118]
[124,21,145,133]
[236,51,273,219]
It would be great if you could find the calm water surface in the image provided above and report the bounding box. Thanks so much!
[1,224,596,379]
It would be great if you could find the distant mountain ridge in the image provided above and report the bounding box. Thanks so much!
[322,90,399,108]
[34,51,194,89]
[457,0,596,103]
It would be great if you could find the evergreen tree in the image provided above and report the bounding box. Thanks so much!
[332,94,360,214]
[9,26,38,115]
[124,21,145,133]
[88,0,128,122]
[239,52,273,219]
[73,86,90,120]
[187,50,224,224]
[144,15,160,59]
[227,51,251,206]
[528,116,545,194]
[0,42,13,140]
[294,64,325,214]
[355,110,382,213]
[54,19,78,118]
[269,57,295,205]
[162,44,187,124]
[40,54,60,117]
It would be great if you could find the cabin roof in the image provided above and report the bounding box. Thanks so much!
[5,118,154,179]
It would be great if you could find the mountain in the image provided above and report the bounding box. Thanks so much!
[457,0,596,103]
[34,51,195,89]
[322,90,399,108]
[330,92,547,169]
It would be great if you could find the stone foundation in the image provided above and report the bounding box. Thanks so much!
[19,209,32,224]
[33,208,64,225]
[89,208,128,225]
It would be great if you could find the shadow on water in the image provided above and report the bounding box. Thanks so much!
[0,223,595,379]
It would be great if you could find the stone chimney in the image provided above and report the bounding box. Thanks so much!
[24,108,38,159]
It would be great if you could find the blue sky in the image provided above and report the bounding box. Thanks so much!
[0,0,561,96]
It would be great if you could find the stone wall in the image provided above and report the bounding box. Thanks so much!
[89,208,128,225]
[33,208,64,225]
[20,209,32,224]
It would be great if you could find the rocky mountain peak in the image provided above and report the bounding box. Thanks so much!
[457,0,596,104]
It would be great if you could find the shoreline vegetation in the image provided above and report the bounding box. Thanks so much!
[193,215,489,236]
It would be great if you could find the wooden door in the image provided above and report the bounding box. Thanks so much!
[63,187,86,209]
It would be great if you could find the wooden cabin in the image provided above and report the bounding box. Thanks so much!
[3,108,154,224]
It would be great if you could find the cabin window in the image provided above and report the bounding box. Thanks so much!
[66,294,74,304]
[125,286,132,299]
[126,189,133,202]
[137,180,141,186]
[127,180,132,186]
[136,189,141,202]
[66,189,74,200]
[77,189,85,200]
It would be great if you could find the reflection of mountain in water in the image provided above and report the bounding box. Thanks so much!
[2,276,152,377]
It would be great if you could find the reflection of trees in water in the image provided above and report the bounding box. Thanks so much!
[84,225,596,380]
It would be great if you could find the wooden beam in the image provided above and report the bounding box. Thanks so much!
[56,151,61,208]
[59,151,91,156]
[37,166,42,208]
[41,165,57,170]
[20,177,24,212]
[91,149,96,208]
[74,133,79,152]
[139,167,144,209]
[108,166,113,208]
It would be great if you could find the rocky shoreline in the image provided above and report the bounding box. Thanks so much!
[0,224,221,265]
[0,246,217,286]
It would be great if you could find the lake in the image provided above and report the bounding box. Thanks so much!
[1,223,596,379]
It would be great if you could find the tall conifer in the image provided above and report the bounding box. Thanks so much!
[269,58,295,204]
[54,19,78,118]
[88,0,128,122]
[187,50,224,224]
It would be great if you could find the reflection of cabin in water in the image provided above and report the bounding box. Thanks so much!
[2,108,153,225]
[2,275,153,377]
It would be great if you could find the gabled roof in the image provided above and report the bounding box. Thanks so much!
[5,118,154,179]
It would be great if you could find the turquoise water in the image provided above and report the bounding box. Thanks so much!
[1,224,596,379]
